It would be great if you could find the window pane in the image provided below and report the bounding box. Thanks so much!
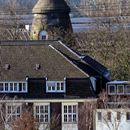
[14,83,17,91]
[61,83,64,90]
[73,105,76,113]
[73,114,77,122]
[57,85,60,91]
[40,106,44,113]
[22,83,26,91]
[36,106,39,113]
[68,115,72,122]
[126,112,130,120]
[117,85,124,94]
[45,114,48,122]
[117,112,120,121]
[40,115,44,122]
[5,83,8,91]
[125,85,130,94]
[97,112,102,121]
[48,86,51,91]
[17,107,20,114]
[64,106,67,113]
[68,106,72,113]
[52,86,55,91]
[10,83,13,91]
[107,112,111,121]
[0,83,3,91]
[45,106,48,113]
[7,106,11,114]
[19,83,22,91]
[109,85,115,94]
[64,114,67,122]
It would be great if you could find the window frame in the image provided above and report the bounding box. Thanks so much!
[117,85,124,95]
[34,103,50,123]
[108,84,116,95]
[46,81,65,93]
[125,85,130,95]
[62,103,78,123]
[0,81,28,93]
[6,103,22,123]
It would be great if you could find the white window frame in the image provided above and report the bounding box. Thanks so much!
[46,81,65,93]
[0,81,28,93]
[108,85,116,95]
[117,85,124,95]
[125,85,130,95]
[34,103,50,123]
[6,103,22,122]
[62,103,78,123]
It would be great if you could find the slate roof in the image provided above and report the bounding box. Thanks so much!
[0,40,87,81]
[52,41,111,81]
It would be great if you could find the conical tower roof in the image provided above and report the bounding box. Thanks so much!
[32,0,70,14]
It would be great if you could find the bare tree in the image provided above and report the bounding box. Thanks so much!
[96,90,130,130]
[13,112,37,130]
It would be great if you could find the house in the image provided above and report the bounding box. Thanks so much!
[95,109,130,130]
[106,81,130,96]
[94,81,130,130]
[0,40,110,130]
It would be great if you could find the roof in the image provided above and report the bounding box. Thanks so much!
[0,40,88,81]
[32,0,70,14]
[107,81,130,85]
[52,41,111,81]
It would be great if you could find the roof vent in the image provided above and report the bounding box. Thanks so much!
[4,64,10,70]
[35,64,41,70]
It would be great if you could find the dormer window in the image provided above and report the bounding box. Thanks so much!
[0,81,28,93]
[46,81,65,93]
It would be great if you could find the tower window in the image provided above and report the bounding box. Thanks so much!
[39,30,48,40]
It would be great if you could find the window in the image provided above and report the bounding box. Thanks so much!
[46,81,65,93]
[97,112,102,121]
[108,85,116,94]
[125,85,130,94]
[6,104,22,122]
[0,81,27,93]
[126,112,130,121]
[63,104,78,123]
[117,85,124,94]
[39,30,48,40]
[117,112,121,121]
[107,112,111,121]
[34,104,49,123]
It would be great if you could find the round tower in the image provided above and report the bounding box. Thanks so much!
[31,0,72,40]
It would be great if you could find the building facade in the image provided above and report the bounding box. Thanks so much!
[0,40,110,130]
